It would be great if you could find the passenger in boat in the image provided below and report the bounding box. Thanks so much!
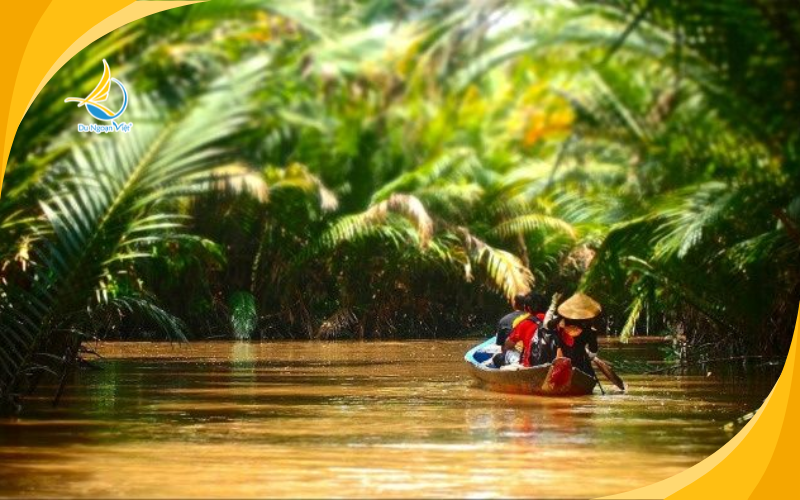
[495,294,528,346]
[500,293,549,368]
[547,293,602,375]
[490,294,528,367]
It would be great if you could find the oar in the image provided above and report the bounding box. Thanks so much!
[593,371,606,395]
[592,356,626,391]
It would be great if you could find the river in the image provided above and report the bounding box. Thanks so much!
[0,340,775,498]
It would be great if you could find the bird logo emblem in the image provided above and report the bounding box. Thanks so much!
[65,59,128,121]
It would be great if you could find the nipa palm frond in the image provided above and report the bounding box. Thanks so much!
[228,290,258,341]
[199,162,339,211]
[309,193,434,259]
[0,56,269,410]
[493,213,577,239]
[457,228,534,303]
[370,148,481,204]
[653,181,731,260]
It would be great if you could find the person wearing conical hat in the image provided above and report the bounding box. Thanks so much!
[545,292,602,375]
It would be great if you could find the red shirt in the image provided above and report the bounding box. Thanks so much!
[507,313,545,367]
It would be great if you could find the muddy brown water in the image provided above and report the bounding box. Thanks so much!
[0,340,776,498]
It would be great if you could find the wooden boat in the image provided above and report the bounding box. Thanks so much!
[464,337,596,396]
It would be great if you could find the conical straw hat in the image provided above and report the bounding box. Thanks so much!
[557,293,601,320]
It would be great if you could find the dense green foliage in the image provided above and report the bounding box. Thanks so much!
[1,0,798,409]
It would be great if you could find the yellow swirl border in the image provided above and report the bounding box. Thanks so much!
[0,2,797,498]
[0,0,201,195]
[605,308,799,499]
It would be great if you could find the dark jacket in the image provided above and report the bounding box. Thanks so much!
[547,315,599,375]
[495,311,524,345]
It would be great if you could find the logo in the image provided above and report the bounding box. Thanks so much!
[66,59,132,133]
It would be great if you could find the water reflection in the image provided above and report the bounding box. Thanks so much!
[0,340,774,498]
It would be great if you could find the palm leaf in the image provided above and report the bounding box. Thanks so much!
[493,214,577,239]
[458,229,534,302]
[0,57,269,410]
[229,291,258,341]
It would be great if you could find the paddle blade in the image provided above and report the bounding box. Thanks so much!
[593,357,626,391]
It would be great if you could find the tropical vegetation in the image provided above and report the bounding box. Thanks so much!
[1,0,798,412]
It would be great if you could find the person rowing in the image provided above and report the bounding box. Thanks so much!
[547,292,602,376]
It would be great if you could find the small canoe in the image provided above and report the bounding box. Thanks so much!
[464,337,596,396]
